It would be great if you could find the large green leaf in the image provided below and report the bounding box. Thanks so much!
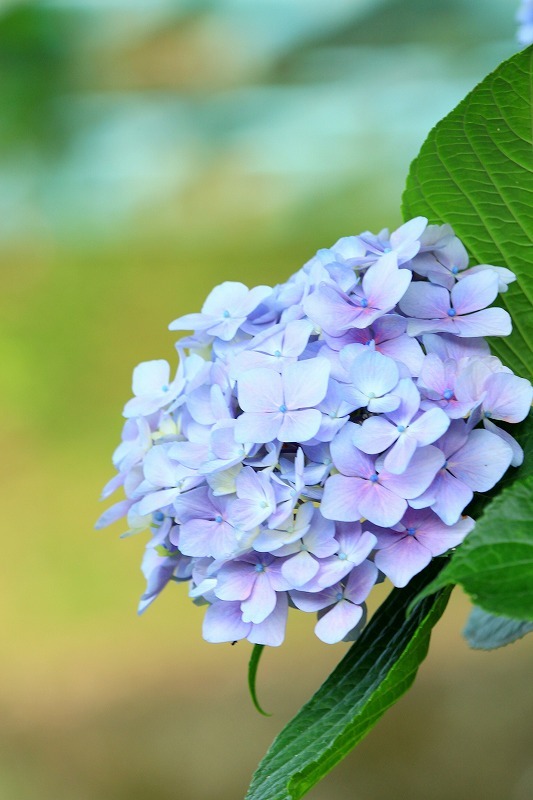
[410,473,533,621]
[403,47,533,380]
[245,564,451,800]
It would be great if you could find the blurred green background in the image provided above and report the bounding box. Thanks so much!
[1,1,532,798]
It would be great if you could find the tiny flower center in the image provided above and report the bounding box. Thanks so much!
[451,266,459,275]
[338,552,347,561]
[215,514,223,523]
[279,404,288,413]
[335,591,344,602]
[274,350,282,358]
[153,511,165,522]
[443,389,453,400]
[369,473,379,483]
[407,527,417,536]
[367,391,376,399]
[365,338,375,347]
[254,563,266,573]
[383,247,391,253]
[484,410,492,418]
[397,424,406,433]
[222,310,231,318]
[360,298,368,308]
[447,308,457,317]
[260,500,268,509]
[161,384,169,392]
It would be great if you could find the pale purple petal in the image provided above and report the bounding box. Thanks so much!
[234,411,282,444]
[214,561,254,601]
[281,551,320,586]
[278,409,323,443]
[451,270,499,314]
[356,481,408,527]
[382,434,418,474]
[483,372,533,422]
[380,445,444,499]
[350,349,400,399]
[483,418,524,467]
[247,593,288,646]
[344,559,379,603]
[399,282,449,319]
[237,367,283,412]
[351,416,398,454]
[315,601,363,644]
[283,357,330,409]
[202,600,251,643]
[321,474,364,521]
[448,428,513,491]
[375,536,432,587]
[241,573,277,623]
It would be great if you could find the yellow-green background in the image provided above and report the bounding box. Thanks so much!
[1,2,531,798]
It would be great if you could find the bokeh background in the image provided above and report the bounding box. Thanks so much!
[1,1,532,798]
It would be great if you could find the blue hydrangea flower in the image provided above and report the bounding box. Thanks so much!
[98,215,531,647]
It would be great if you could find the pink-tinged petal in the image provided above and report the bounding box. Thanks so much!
[234,411,282,444]
[330,423,375,477]
[202,600,251,643]
[278,409,323,443]
[351,349,400,399]
[357,481,407,527]
[399,282,449,319]
[410,470,472,525]
[448,428,513,491]
[240,573,277,624]
[375,536,432,587]
[344,559,379,603]
[483,372,533,422]
[247,593,288,647]
[362,252,411,308]
[281,551,319,587]
[451,270,499,314]
[321,474,364,521]
[283,357,330,409]
[483,419,524,467]
[416,515,474,556]
[237,367,283,412]
[303,283,362,333]
[315,600,363,644]
[382,434,418,474]
[214,562,254,601]
[351,417,398,454]
[381,445,444,499]
[138,488,180,516]
[408,407,451,445]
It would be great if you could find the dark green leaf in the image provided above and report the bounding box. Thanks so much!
[403,47,533,380]
[463,605,533,650]
[248,644,271,717]
[245,563,451,800]
[409,473,533,621]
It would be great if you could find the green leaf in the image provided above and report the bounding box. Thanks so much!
[409,473,533,621]
[403,46,533,380]
[248,644,271,717]
[463,605,533,650]
[245,563,452,800]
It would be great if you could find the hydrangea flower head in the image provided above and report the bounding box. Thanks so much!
[98,216,531,647]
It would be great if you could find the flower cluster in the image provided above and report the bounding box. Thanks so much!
[98,217,532,646]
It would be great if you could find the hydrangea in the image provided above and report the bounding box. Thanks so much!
[97,216,532,647]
